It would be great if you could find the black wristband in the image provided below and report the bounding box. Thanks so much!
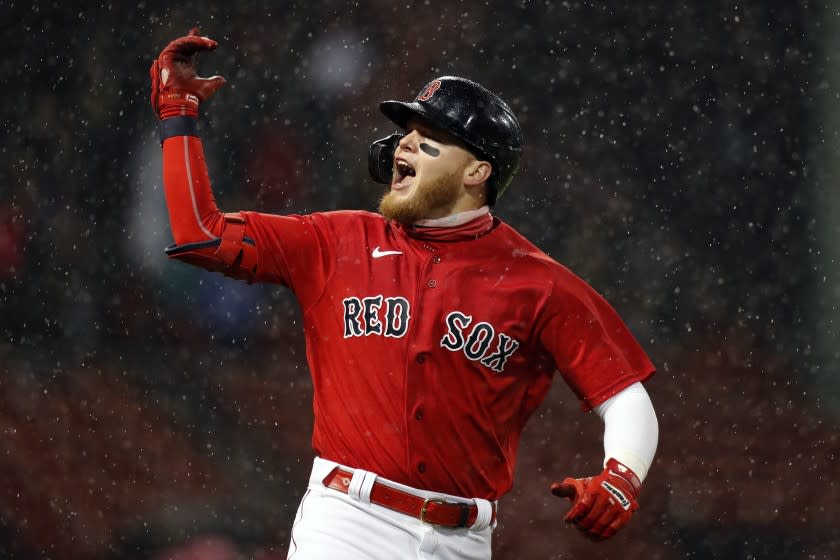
[159,116,199,144]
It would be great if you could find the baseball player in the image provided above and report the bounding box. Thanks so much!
[149,30,659,560]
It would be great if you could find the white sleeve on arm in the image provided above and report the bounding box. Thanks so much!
[593,382,659,482]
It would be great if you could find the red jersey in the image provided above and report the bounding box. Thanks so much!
[161,136,655,500]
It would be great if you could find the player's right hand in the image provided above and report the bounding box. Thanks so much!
[150,28,226,120]
[550,458,641,541]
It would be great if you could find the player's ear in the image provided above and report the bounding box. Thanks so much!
[463,160,492,187]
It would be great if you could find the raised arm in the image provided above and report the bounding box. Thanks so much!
[149,29,257,282]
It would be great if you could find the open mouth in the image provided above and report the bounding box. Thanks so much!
[392,159,416,188]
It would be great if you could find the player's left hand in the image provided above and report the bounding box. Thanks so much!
[150,28,226,120]
[550,458,641,541]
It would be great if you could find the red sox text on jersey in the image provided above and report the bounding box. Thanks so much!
[343,298,521,374]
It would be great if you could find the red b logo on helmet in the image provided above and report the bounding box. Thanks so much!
[417,80,442,101]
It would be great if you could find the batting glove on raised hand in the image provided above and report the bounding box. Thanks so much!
[550,458,641,541]
[149,28,226,120]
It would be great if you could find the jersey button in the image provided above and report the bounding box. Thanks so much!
[415,409,424,420]
[416,353,426,364]
[432,255,442,264]
[418,462,426,473]
[427,279,437,288]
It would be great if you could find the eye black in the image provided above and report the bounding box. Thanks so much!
[419,143,441,157]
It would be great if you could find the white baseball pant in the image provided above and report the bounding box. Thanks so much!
[287,457,495,560]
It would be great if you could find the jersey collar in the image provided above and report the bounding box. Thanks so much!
[414,206,490,228]
[403,206,494,242]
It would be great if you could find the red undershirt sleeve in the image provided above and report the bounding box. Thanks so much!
[161,135,225,243]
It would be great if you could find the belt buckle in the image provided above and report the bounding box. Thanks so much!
[419,497,449,525]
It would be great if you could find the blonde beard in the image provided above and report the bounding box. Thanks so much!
[378,172,461,225]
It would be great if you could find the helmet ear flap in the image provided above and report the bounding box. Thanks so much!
[368,133,404,184]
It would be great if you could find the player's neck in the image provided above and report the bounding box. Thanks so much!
[414,206,490,228]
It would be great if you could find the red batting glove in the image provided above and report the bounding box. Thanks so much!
[550,458,641,541]
[149,28,226,120]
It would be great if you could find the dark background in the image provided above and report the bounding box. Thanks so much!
[2,1,839,558]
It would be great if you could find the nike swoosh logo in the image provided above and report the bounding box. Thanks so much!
[372,246,403,258]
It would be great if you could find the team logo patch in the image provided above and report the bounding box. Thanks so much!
[417,80,442,101]
[601,481,631,510]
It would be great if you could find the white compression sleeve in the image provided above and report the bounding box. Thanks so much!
[593,382,659,482]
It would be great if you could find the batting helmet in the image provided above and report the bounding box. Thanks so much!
[369,76,523,206]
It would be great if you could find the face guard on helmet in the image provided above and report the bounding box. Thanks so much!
[368,76,523,206]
